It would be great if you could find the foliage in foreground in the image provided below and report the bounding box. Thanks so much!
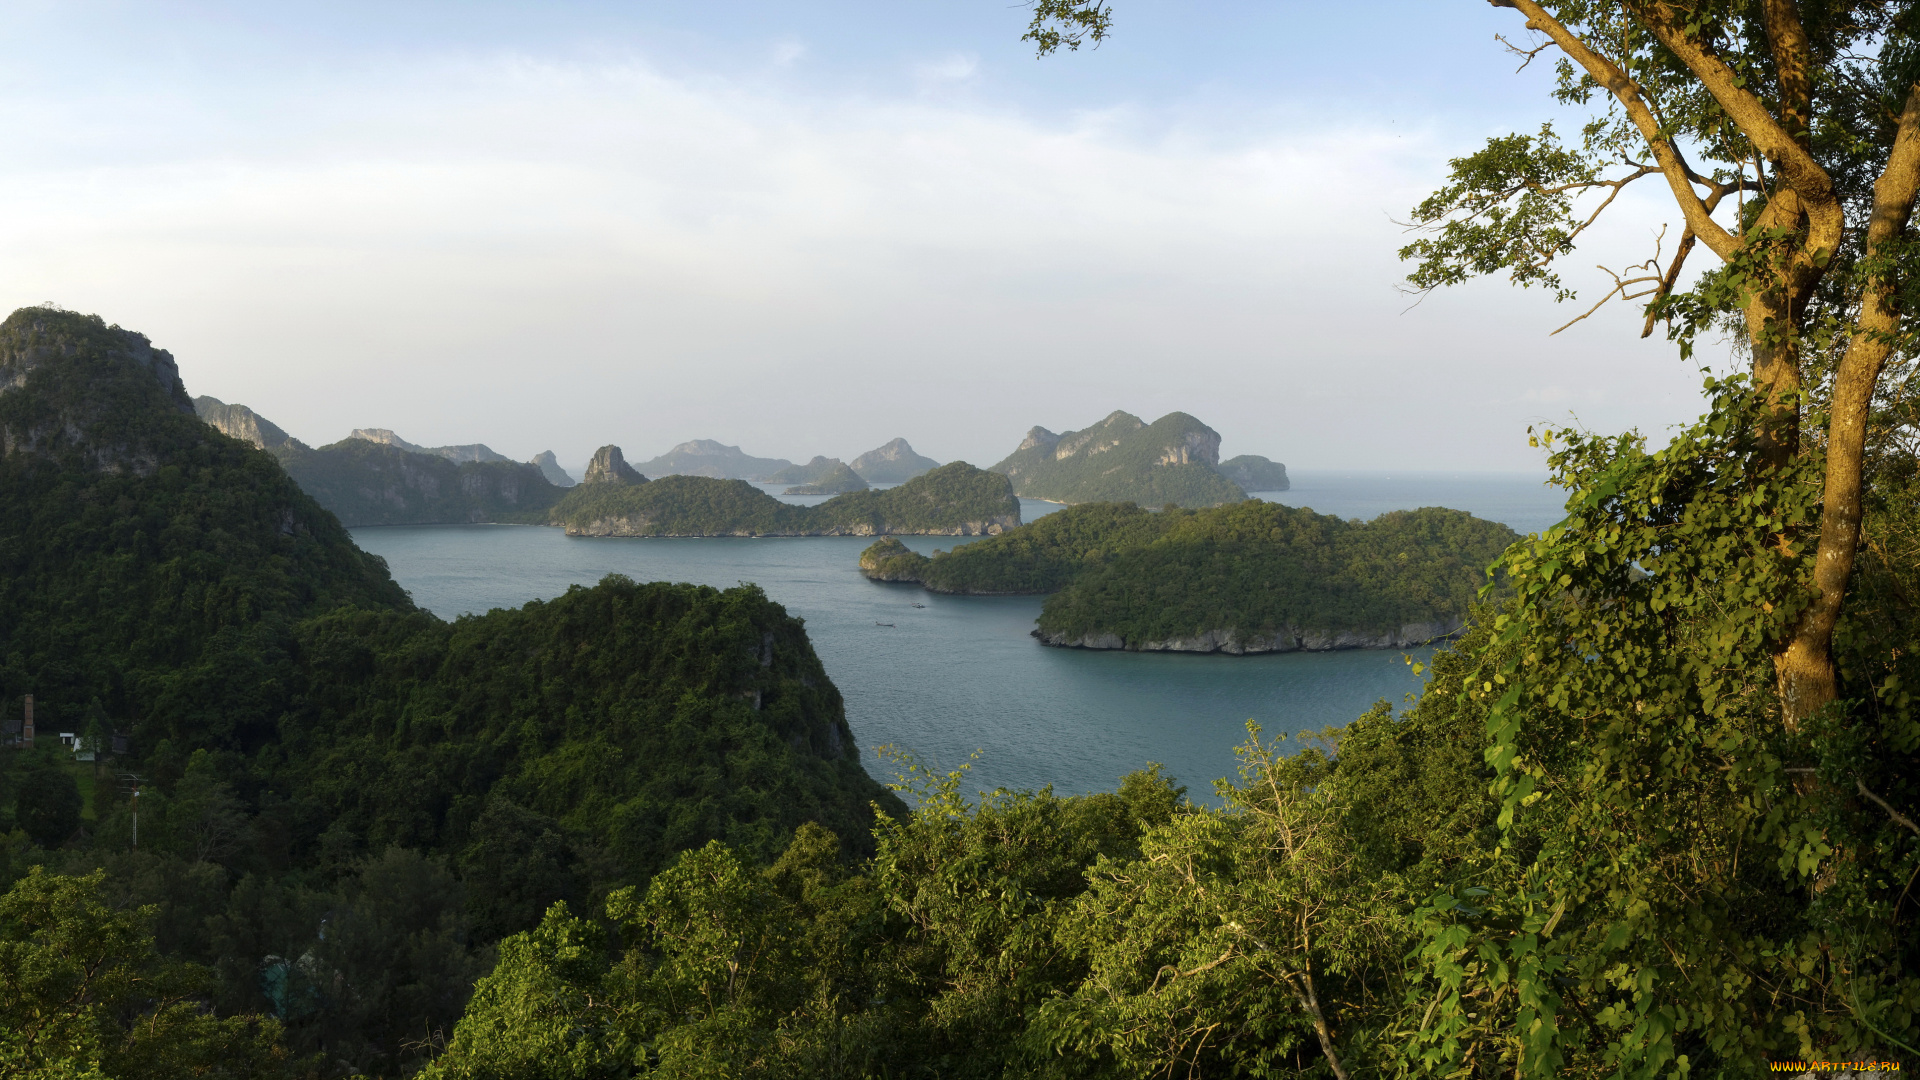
[419,381,1920,1078]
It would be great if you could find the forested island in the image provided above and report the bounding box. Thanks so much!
[988,409,1287,507]
[547,456,1019,536]
[862,500,1517,651]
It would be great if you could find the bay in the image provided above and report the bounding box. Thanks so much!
[349,471,1564,800]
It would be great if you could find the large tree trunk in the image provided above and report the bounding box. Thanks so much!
[1773,84,1920,728]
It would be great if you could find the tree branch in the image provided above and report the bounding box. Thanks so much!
[1493,0,1740,260]
[1857,779,1920,839]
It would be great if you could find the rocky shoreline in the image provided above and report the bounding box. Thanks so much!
[1031,618,1465,654]
[567,517,1014,538]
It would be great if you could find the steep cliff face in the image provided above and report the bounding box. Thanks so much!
[531,450,576,487]
[0,305,409,736]
[350,427,513,464]
[278,439,563,526]
[989,410,1245,508]
[583,444,647,484]
[194,395,308,452]
[849,438,940,483]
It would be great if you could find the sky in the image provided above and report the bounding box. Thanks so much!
[0,1,1739,473]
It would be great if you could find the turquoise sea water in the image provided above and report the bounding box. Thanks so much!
[350,472,1567,800]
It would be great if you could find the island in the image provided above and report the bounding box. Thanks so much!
[785,461,869,495]
[988,410,1263,507]
[633,438,793,479]
[1214,454,1290,491]
[549,457,1020,536]
[860,499,1517,652]
[767,455,852,485]
[191,403,565,526]
[851,437,941,482]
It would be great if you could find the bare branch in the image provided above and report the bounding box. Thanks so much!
[1498,0,1741,260]
[1857,779,1920,839]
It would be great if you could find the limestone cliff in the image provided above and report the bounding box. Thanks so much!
[989,410,1245,508]
[193,395,309,452]
[278,439,563,526]
[350,427,512,464]
[584,444,647,484]
[531,450,576,487]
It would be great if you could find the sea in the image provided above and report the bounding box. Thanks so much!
[350,470,1567,802]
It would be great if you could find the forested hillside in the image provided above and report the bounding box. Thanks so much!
[0,307,902,1078]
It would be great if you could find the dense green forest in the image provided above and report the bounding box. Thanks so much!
[988,410,1251,507]
[861,500,1517,650]
[548,461,1019,536]
[0,307,900,1078]
[765,455,851,485]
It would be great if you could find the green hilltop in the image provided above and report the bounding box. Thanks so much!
[989,410,1253,508]
[549,458,1017,536]
[861,499,1517,652]
[0,307,900,1075]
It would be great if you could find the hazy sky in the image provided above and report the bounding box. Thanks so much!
[0,1,1735,472]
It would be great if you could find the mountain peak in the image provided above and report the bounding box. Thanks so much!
[585,445,647,484]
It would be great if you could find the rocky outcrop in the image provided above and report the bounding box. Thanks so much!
[194,396,308,452]
[531,450,576,487]
[1016,426,1060,453]
[989,410,1245,508]
[583,445,647,485]
[1032,618,1466,654]
[350,428,512,464]
[850,438,940,483]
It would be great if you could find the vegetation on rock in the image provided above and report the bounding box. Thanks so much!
[989,410,1249,507]
[1214,453,1290,491]
[275,438,563,527]
[850,437,941,483]
[766,455,848,485]
[784,461,869,495]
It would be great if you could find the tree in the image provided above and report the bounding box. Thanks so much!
[15,749,81,850]
[0,868,290,1079]
[1028,0,1920,729]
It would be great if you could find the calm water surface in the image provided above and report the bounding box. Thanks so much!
[350,473,1567,799]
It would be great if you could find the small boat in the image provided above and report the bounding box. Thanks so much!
[910,603,926,609]
[875,621,897,628]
